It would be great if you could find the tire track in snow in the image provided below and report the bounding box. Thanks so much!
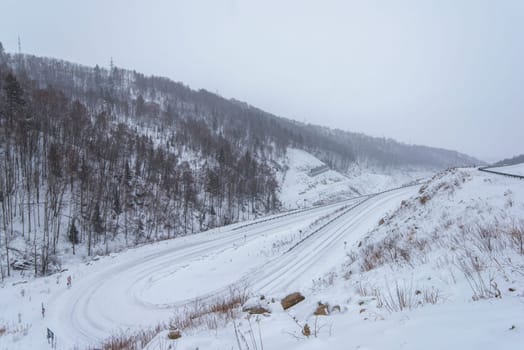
[46,199,355,348]
[46,185,417,348]
[249,186,417,294]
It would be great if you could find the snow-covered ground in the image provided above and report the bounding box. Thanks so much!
[344,163,431,196]
[0,197,356,349]
[278,148,360,208]
[278,148,430,208]
[152,167,524,350]
[0,184,417,349]
[1,165,523,350]
[489,162,524,176]
[148,297,523,350]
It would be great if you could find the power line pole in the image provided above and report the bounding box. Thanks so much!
[15,36,24,71]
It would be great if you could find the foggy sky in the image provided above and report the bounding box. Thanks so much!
[1,0,523,162]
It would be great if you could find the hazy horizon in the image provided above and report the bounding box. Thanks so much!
[1,0,523,162]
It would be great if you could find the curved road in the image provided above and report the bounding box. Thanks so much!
[44,186,416,349]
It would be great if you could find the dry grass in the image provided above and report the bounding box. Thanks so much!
[419,195,430,205]
[312,271,337,289]
[346,168,523,308]
[355,281,372,297]
[451,221,524,300]
[89,286,249,350]
[233,316,265,350]
[421,287,441,305]
[374,281,415,312]
[360,236,411,272]
[455,255,501,300]
[370,282,441,313]
[509,223,524,255]
[170,286,249,332]
[453,221,524,257]
[352,212,524,274]
[0,323,30,340]
[355,220,523,303]
[88,324,164,350]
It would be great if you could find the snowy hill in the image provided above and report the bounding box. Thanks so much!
[343,167,524,305]
[3,51,480,171]
[278,148,431,208]
[491,154,524,168]
[278,148,359,208]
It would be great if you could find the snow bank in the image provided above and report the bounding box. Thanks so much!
[150,167,524,350]
[490,162,524,177]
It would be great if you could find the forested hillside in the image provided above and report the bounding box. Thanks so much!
[0,48,281,277]
[0,45,477,278]
[492,154,524,167]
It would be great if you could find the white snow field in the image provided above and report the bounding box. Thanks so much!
[278,148,430,208]
[278,148,359,208]
[145,167,524,350]
[489,162,524,176]
[1,166,523,350]
[0,187,414,350]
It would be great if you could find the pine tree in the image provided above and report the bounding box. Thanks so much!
[3,73,25,127]
[113,189,121,215]
[0,41,6,66]
[68,220,79,244]
[92,203,104,236]
[94,64,102,88]
[135,95,145,117]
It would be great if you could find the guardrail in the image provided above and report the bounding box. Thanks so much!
[231,180,424,232]
[283,181,423,253]
[230,194,371,231]
[478,166,524,180]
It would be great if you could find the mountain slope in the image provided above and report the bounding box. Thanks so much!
[491,154,524,167]
[0,47,479,279]
[277,148,431,208]
[4,50,479,170]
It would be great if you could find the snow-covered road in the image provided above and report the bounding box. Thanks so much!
[250,186,416,294]
[2,186,416,349]
[46,198,363,348]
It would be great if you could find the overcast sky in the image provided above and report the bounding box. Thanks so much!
[1,0,523,161]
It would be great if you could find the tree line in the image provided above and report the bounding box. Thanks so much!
[0,45,278,278]
[0,44,477,279]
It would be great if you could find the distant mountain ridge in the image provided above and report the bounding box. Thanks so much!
[491,154,524,167]
[4,50,479,170]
